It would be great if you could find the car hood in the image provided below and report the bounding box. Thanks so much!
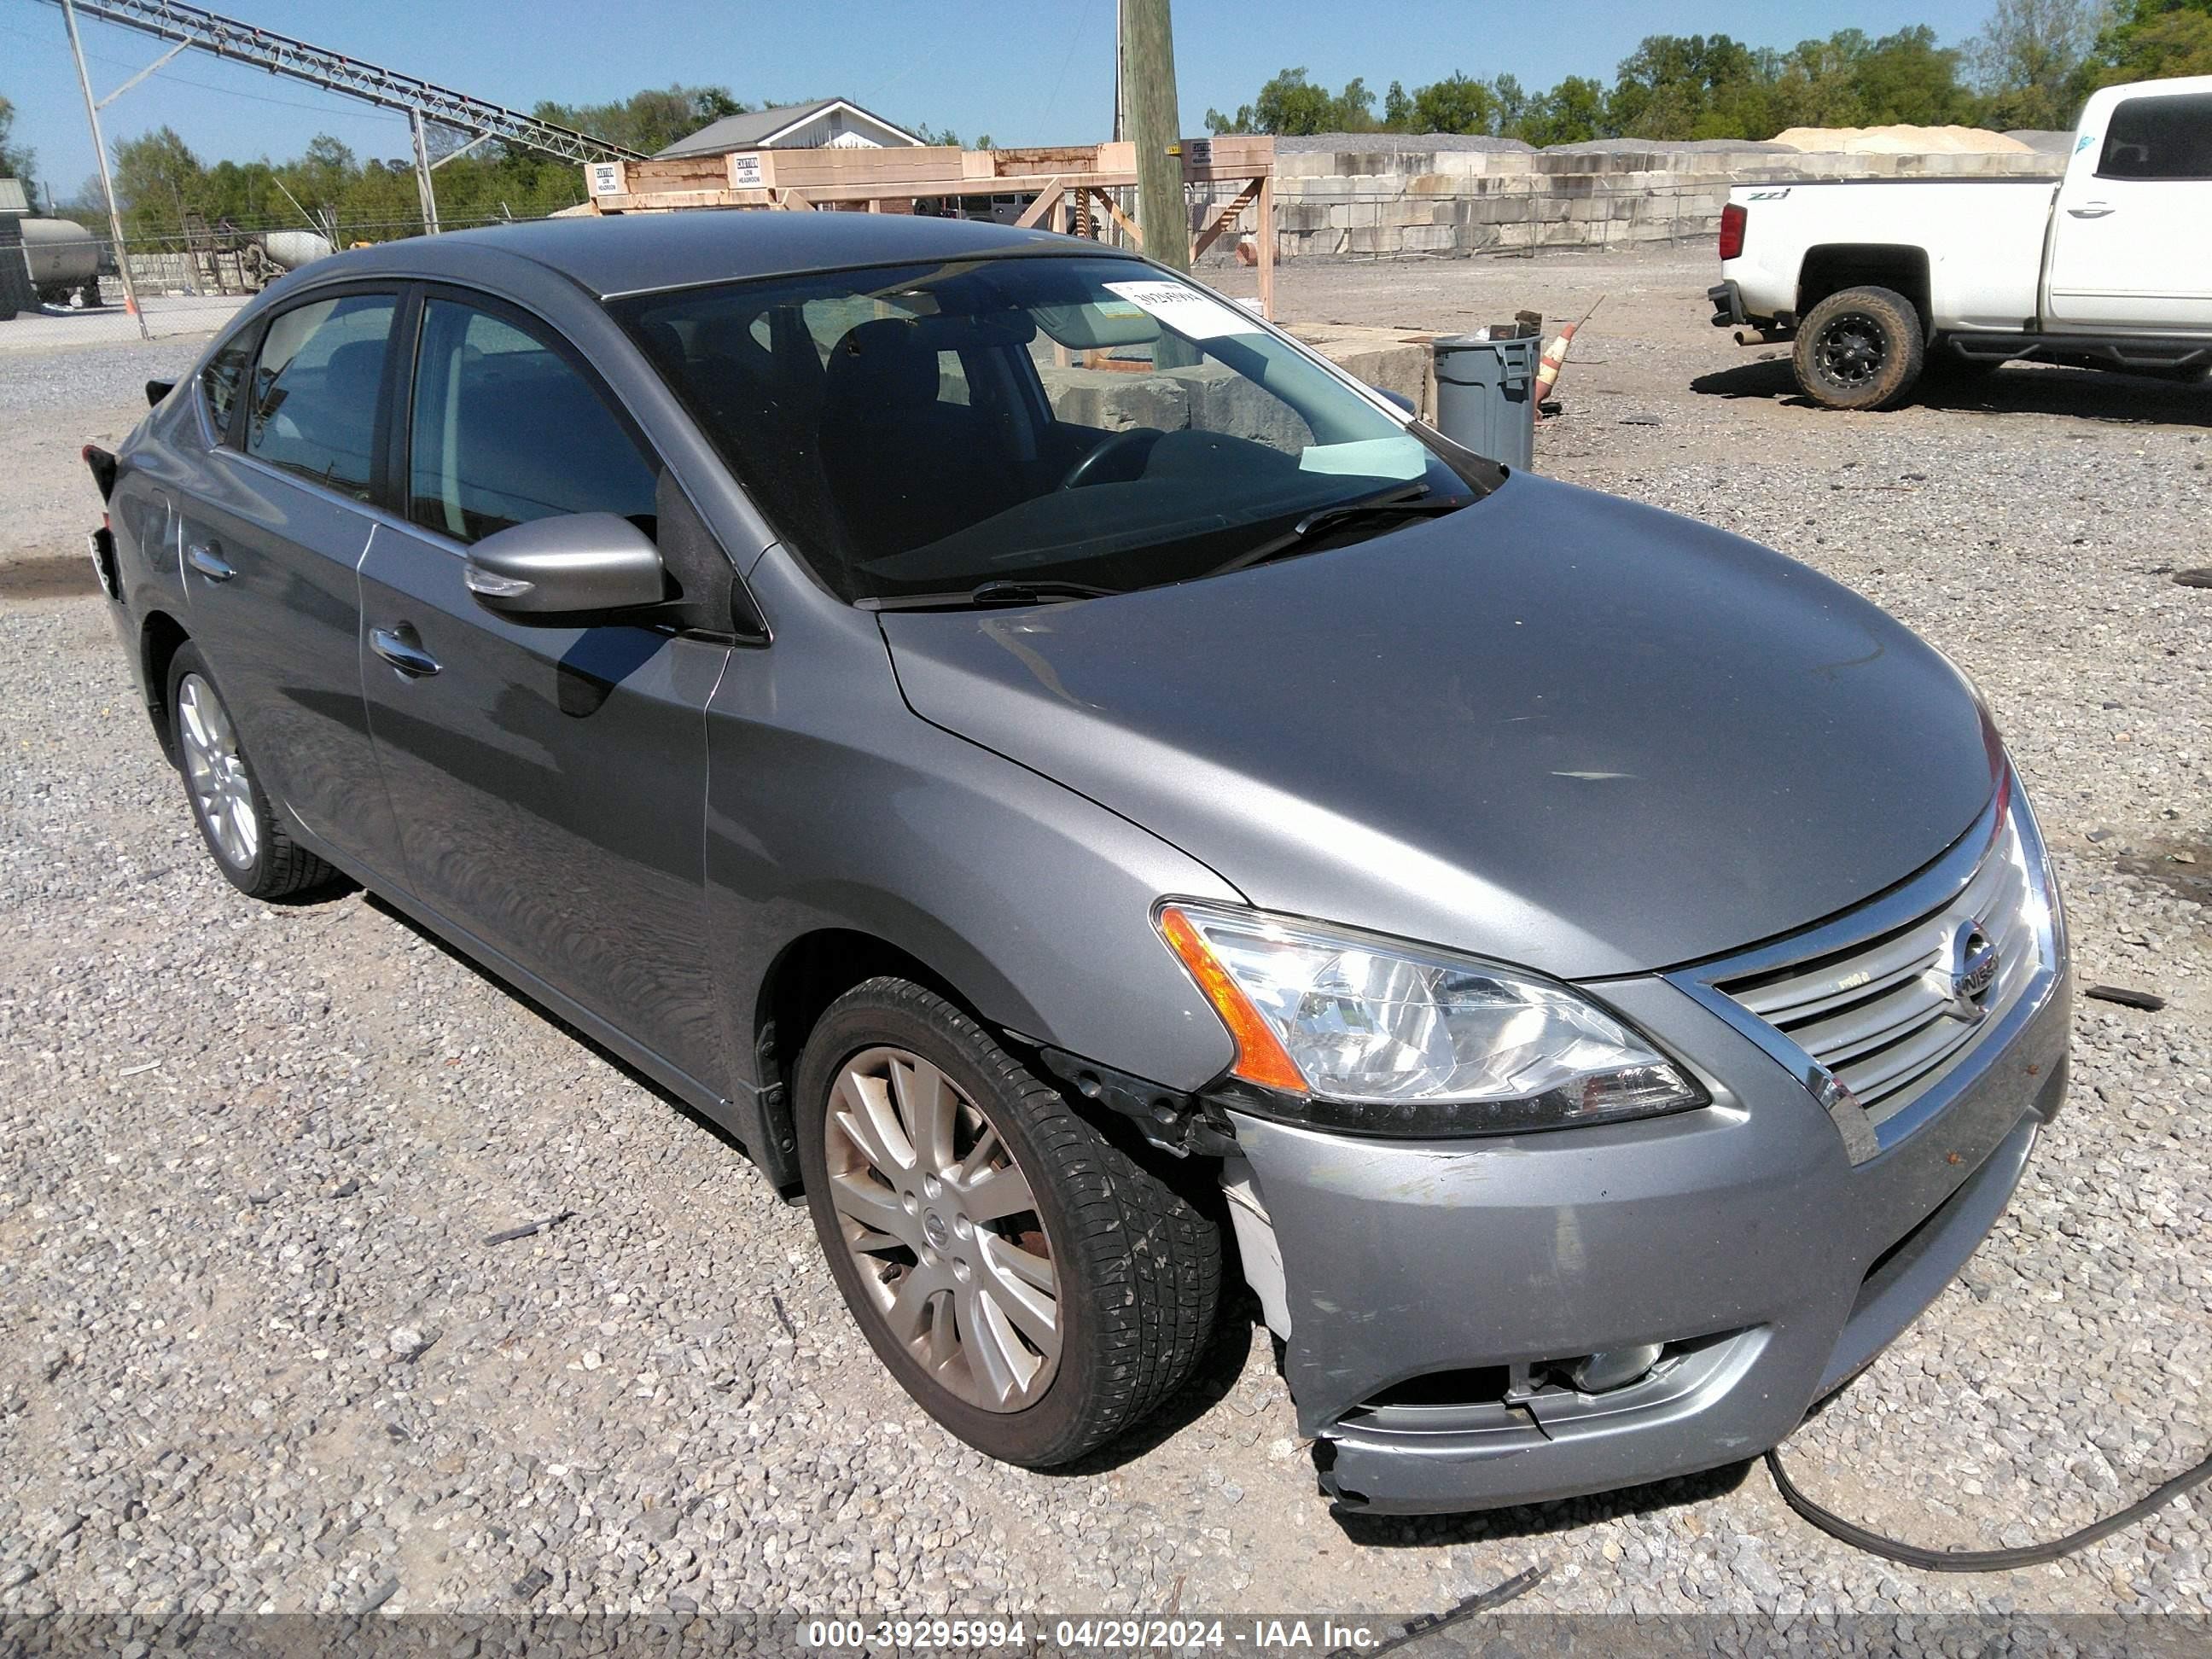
[878,471,1996,980]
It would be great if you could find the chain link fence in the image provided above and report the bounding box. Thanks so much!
[0,214,558,354]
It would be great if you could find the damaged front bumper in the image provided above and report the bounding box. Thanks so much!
[1228,941,2070,1516]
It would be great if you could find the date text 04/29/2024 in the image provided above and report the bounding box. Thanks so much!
[800,1618,1386,1651]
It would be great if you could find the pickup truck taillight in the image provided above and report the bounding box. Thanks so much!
[1718,203,1746,262]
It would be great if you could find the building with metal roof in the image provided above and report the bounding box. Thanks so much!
[656,100,924,160]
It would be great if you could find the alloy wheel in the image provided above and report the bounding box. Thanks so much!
[822,1045,1062,1412]
[1813,313,1887,391]
[177,672,258,869]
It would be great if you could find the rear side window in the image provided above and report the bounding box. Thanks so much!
[2098,92,2212,181]
[407,298,656,544]
[200,330,253,437]
[242,293,396,500]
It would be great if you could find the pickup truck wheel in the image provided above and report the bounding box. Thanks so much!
[166,644,341,901]
[1794,286,1924,410]
[795,977,1220,1468]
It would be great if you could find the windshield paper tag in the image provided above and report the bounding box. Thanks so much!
[1102,281,1262,341]
[1299,436,1429,478]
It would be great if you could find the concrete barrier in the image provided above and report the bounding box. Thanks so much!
[1191,146,2057,263]
[1036,325,1441,434]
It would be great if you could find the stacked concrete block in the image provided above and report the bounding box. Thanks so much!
[1163,364,1318,449]
[1264,143,2063,261]
[1034,367,1190,434]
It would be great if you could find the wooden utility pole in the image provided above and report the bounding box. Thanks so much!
[1119,0,1186,272]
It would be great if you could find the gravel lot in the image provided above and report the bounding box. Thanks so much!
[1,245,2207,1633]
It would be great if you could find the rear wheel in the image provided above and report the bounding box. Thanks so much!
[1794,286,1924,410]
[166,643,340,901]
[795,977,1220,1467]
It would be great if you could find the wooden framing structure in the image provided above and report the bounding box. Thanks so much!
[583,135,1277,317]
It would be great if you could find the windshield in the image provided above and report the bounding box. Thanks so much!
[610,255,1490,604]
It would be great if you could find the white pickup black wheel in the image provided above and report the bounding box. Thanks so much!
[166,643,339,900]
[1794,285,1925,410]
[795,977,1220,1468]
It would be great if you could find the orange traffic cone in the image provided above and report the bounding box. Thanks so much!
[1534,294,1604,416]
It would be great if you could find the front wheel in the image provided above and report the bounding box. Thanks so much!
[795,978,1220,1468]
[1793,286,1925,410]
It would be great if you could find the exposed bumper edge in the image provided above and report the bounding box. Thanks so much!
[1816,1089,2050,1398]
[1243,956,2069,1516]
[1708,281,1747,328]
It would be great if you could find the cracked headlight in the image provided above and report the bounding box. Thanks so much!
[1157,902,1706,1138]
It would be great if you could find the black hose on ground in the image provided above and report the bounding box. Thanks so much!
[1766,1443,2212,1572]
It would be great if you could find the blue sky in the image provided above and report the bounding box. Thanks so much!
[5,0,2001,198]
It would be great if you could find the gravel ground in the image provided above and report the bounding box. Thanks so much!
[1,246,2208,1633]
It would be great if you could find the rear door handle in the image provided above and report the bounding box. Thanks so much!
[185,541,234,581]
[2066,201,2115,218]
[370,626,440,678]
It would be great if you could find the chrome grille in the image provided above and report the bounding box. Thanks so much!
[1703,805,2044,1131]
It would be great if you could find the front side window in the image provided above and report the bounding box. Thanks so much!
[242,293,395,500]
[408,299,657,544]
[614,257,1487,604]
[2098,92,2212,181]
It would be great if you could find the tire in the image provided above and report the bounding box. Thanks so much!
[166,643,340,901]
[1793,285,1925,410]
[795,977,1220,1468]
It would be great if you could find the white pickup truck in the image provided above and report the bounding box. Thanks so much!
[1709,74,2212,408]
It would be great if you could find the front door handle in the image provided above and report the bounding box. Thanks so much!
[2066,201,2116,218]
[370,626,440,678]
[185,541,234,581]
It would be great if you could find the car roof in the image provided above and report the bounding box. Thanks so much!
[316,210,1144,300]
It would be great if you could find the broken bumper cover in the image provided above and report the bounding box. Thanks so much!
[1230,960,2070,1516]
[1708,281,1747,328]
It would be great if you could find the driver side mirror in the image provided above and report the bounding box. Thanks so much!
[1371,386,1417,416]
[463,513,667,622]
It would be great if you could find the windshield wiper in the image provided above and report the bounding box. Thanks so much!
[1207,483,1466,578]
[862,578,1121,612]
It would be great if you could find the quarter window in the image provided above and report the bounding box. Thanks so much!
[242,293,395,499]
[2098,92,2212,181]
[408,299,656,544]
[200,329,254,438]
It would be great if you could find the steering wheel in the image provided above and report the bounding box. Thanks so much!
[1057,428,1159,491]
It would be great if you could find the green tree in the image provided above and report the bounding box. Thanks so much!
[1854,26,1981,124]
[1605,34,1770,138]
[1490,73,1531,135]
[533,84,748,154]
[1205,67,1377,135]
[0,94,39,208]
[1513,75,1609,144]
[113,126,208,236]
[1407,73,1499,134]
[1969,0,2104,128]
[2082,0,2212,87]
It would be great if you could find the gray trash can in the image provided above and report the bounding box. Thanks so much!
[1432,333,1539,469]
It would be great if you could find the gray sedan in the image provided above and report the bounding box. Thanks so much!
[83,211,2069,1513]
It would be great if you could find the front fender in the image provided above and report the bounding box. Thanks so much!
[702,618,1244,1150]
